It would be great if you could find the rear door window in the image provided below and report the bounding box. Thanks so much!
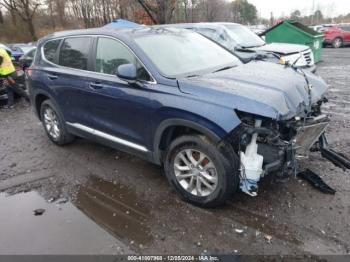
[59,37,92,70]
[43,39,61,63]
[95,37,151,81]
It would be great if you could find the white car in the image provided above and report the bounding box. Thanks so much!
[168,23,316,72]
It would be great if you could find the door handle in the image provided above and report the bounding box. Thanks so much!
[89,82,104,89]
[47,74,58,80]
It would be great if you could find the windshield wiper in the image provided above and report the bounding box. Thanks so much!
[213,65,236,73]
[186,74,200,78]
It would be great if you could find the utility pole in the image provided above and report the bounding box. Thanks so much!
[311,0,315,25]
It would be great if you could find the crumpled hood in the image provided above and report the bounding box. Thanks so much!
[177,61,328,120]
[252,43,310,55]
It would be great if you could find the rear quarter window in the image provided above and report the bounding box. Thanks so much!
[43,39,61,63]
[59,37,92,70]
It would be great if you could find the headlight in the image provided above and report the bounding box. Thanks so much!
[280,53,305,66]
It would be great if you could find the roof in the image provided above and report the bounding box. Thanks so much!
[162,22,241,30]
[38,26,191,45]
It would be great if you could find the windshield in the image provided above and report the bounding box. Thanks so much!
[224,24,265,48]
[134,30,241,78]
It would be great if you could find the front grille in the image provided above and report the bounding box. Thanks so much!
[303,51,313,65]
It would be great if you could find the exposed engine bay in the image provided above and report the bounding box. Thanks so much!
[228,96,349,196]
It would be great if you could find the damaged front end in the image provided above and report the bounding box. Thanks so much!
[227,105,348,196]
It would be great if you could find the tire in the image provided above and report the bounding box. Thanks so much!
[40,100,75,146]
[332,38,343,48]
[164,135,239,208]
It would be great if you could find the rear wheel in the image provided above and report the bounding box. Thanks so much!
[40,100,74,145]
[164,135,239,208]
[332,37,343,48]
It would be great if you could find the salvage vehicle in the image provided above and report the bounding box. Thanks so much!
[27,27,349,207]
[168,23,316,72]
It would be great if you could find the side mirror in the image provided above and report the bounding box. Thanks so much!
[116,64,137,83]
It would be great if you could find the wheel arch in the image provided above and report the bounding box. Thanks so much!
[152,118,228,165]
[33,90,60,121]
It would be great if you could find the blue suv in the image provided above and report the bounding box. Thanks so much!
[28,27,331,207]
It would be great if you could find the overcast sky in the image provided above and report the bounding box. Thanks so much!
[248,0,350,18]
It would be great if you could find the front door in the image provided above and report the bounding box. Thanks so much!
[85,37,154,151]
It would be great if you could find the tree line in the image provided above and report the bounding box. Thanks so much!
[0,0,258,42]
[0,0,349,43]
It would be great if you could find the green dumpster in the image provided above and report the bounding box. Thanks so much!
[262,20,324,63]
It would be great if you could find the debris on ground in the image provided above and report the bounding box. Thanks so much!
[297,169,336,194]
[33,209,45,216]
[56,198,68,204]
[235,229,244,234]
[264,235,272,244]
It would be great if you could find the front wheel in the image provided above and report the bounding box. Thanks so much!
[164,135,239,208]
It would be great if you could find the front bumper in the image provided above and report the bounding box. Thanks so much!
[299,65,317,74]
[233,114,330,177]
[294,115,330,157]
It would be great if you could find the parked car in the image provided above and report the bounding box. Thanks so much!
[310,24,335,33]
[168,23,316,72]
[323,24,350,48]
[19,47,36,71]
[28,27,332,207]
[5,44,24,61]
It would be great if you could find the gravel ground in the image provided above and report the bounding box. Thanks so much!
[0,48,349,256]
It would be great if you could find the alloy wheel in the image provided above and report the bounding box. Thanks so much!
[334,38,342,48]
[173,149,218,197]
[43,106,61,140]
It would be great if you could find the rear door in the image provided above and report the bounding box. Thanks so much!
[84,37,154,151]
[43,36,94,126]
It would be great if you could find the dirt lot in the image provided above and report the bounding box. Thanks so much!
[0,48,349,256]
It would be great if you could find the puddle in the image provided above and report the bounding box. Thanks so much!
[74,176,153,245]
[0,191,129,254]
[0,175,153,254]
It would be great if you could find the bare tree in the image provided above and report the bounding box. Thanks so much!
[1,0,41,40]
[0,8,3,23]
[0,0,17,25]
[137,0,176,24]
[56,0,67,27]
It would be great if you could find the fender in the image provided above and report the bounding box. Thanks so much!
[152,117,234,164]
